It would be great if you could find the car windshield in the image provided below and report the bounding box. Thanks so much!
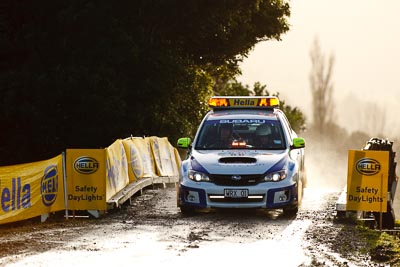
[195,119,286,150]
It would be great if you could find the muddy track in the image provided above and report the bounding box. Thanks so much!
[0,185,390,266]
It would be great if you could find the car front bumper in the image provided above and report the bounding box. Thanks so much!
[178,181,299,209]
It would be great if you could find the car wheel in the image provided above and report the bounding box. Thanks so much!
[283,206,298,216]
[180,206,196,216]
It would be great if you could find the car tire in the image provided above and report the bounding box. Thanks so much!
[283,206,298,216]
[180,206,196,216]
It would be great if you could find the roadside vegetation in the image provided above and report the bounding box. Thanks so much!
[1,1,291,165]
[357,222,400,266]
[329,213,400,266]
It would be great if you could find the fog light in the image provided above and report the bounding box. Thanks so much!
[185,190,200,203]
[273,190,289,204]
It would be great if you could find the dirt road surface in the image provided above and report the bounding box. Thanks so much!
[0,181,385,267]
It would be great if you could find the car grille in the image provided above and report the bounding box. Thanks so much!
[208,174,265,186]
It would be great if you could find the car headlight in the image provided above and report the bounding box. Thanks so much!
[264,170,287,182]
[188,170,210,182]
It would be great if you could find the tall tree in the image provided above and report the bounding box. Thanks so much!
[309,37,335,136]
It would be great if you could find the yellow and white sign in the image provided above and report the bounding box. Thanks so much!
[66,149,106,211]
[0,155,65,225]
[346,150,389,212]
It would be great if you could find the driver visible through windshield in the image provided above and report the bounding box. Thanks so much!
[195,119,286,150]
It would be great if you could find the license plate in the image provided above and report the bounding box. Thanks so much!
[224,189,248,198]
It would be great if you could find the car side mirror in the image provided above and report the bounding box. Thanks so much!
[292,137,305,149]
[177,137,191,149]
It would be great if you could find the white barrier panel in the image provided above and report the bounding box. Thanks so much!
[122,137,156,182]
[149,137,180,177]
[106,140,129,201]
[174,147,182,173]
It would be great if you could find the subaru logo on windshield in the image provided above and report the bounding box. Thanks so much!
[231,175,242,181]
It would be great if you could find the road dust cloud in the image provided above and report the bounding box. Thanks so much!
[301,94,400,192]
[303,137,348,191]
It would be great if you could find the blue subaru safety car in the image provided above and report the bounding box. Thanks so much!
[177,96,306,215]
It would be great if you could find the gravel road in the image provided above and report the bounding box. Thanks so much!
[0,181,389,267]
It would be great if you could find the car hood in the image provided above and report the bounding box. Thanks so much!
[190,149,288,175]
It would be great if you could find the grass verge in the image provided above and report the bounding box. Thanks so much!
[357,220,400,266]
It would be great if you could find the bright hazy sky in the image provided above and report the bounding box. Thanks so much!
[237,0,400,137]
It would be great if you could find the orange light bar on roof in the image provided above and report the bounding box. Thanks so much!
[208,97,229,107]
[208,96,279,108]
[259,97,280,107]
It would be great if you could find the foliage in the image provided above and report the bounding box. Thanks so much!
[357,225,400,265]
[0,0,290,165]
[280,103,306,133]
[214,79,251,96]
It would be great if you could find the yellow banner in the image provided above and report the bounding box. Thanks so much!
[122,137,156,182]
[66,149,106,211]
[346,150,389,212]
[149,137,180,177]
[106,139,129,200]
[0,155,65,225]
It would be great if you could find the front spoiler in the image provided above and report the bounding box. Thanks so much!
[178,183,299,209]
